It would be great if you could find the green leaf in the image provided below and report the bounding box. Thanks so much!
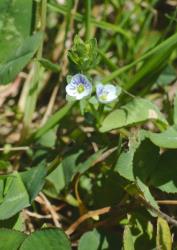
[0,228,27,250]
[0,0,33,63]
[39,58,60,72]
[149,150,177,193]
[45,148,106,197]
[32,102,74,141]
[44,162,65,198]
[114,133,144,181]
[133,139,159,183]
[125,211,155,250]
[37,128,57,148]
[76,149,105,174]
[114,144,135,181]
[78,230,101,250]
[173,92,177,124]
[156,64,176,86]
[48,3,129,38]
[0,179,4,203]
[103,32,177,85]
[156,217,172,250]
[136,178,159,217]
[62,150,83,186]
[63,149,106,185]
[20,161,47,202]
[20,228,71,250]
[125,46,172,93]
[114,135,159,183]
[78,229,119,250]
[0,32,43,84]
[144,126,177,149]
[100,97,167,132]
[0,213,25,231]
[123,226,135,250]
[68,35,99,71]
[0,162,46,220]
[0,173,29,220]
[0,160,12,170]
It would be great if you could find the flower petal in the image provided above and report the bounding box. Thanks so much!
[66,74,92,100]
[96,83,118,103]
[96,83,104,96]
[66,84,77,97]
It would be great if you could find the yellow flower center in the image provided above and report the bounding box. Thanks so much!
[77,84,85,93]
[100,93,107,101]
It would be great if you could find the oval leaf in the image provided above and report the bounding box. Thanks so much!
[123,226,135,250]
[156,217,172,250]
[100,97,167,132]
[0,32,43,84]
[0,228,26,250]
[20,228,71,250]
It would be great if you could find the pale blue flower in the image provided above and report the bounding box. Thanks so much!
[96,83,120,103]
[66,74,92,100]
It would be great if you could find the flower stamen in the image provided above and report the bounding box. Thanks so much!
[77,84,85,93]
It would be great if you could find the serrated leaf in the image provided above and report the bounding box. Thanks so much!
[156,217,172,250]
[100,97,167,132]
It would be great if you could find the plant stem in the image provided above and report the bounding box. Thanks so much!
[22,0,47,137]
[85,0,92,40]
[47,3,129,38]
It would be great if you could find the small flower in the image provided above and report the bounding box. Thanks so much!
[66,74,92,100]
[96,83,119,103]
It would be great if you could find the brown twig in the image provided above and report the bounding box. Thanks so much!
[138,195,177,227]
[93,146,118,165]
[65,206,112,235]
[157,200,177,205]
[36,192,61,228]
[24,209,52,219]
[66,194,177,236]
[22,210,35,233]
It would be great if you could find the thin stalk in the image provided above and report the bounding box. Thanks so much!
[0,146,29,152]
[85,0,92,40]
[47,2,130,38]
[102,32,177,84]
[22,0,47,137]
